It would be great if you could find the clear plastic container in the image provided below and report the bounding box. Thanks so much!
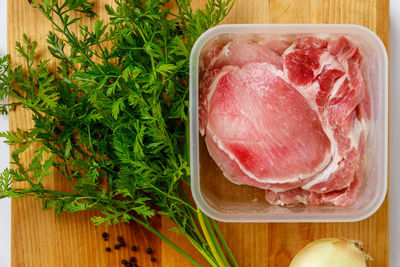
[189,24,388,222]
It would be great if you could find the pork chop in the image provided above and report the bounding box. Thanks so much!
[204,62,332,184]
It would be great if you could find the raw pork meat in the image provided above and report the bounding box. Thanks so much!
[205,63,331,183]
[200,39,285,71]
[199,37,370,207]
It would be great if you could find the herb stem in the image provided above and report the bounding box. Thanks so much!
[202,211,231,266]
[148,184,196,212]
[176,186,209,245]
[185,234,218,267]
[132,22,156,71]
[210,218,239,267]
[34,1,102,73]
[197,208,226,267]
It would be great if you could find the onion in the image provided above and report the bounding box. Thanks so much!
[289,238,372,267]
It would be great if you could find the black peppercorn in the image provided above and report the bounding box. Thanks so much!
[146,248,153,254]
[114,244,120,250]
[127,263,133,267]
[120,240,126,247]
[132,264,137,267]
[102,232,108,238]
[131,246,137,251]
[117,236,124,242]
[130,257,136,263]
[105,247,111,252]
[151,257,156,262]
[122,259,128,264]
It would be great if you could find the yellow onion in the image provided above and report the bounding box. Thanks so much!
[289,238,372,267]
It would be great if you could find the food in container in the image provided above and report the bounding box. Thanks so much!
[199,35,369,207]
[190,25,388,222]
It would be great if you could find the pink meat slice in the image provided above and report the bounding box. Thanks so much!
[297,106,365,195]
[328,36,359,64]
[292,36,328,50]
[265,170,361,207]
[320,164,362,206]
[306,147,360,193]
[284,48,325,86]
[316,68,345,111]
[205,62,331,183]
[265,187,310,205]
[257,39,290,56]
[282,37,331,87]
[199,43,224,71]
[325,36,366,125]
[205,134,316,191]
[356,88,371,121]
[204,39,283,71]
[281,36,367,196]
[326,58,366,126]
[199,66,237,135]
[283,36,345,88]
[277,36,368,205]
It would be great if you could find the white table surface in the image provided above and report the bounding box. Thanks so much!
[0,1,398,266]
[389,1,399,266]
[0,0,11,266]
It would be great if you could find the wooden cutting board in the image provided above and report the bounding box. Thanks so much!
[9,0,389,266]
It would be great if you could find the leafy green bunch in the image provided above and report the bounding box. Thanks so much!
[0,0,236,266]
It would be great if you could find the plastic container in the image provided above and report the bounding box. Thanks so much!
[189,24,388,222]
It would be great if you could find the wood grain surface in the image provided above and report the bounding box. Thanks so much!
[9,0,389,266]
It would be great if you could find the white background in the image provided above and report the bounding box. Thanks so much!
[0,0,11,266]
[389,0,399,266]
[0,1,398,267]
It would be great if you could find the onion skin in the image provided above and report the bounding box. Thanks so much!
[289,238,371,267]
